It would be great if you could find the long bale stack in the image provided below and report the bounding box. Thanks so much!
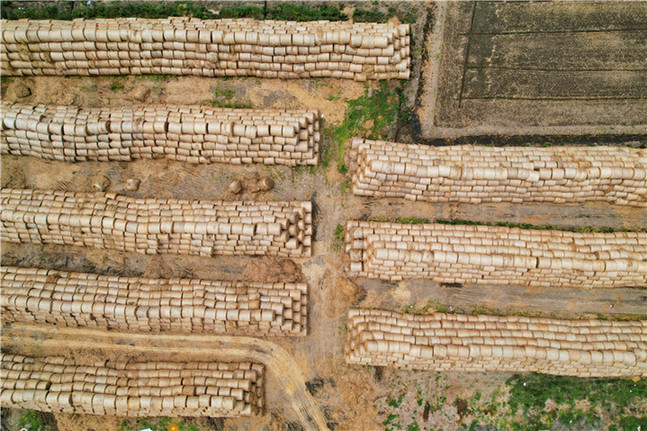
[0,354,264,416]
[1,102,321,166]
[0,17,410,80]
[345,221,647,287]
[1,189,313,257]
[350,139,647,207]
[345,309,647,377]
[1,266,308,336]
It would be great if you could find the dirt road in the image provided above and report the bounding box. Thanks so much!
[2,323,330,431]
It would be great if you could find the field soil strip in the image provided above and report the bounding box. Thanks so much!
[432,1,647,129]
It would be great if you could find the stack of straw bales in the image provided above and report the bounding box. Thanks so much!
[1,266,308,336]
[0,354,264,416]
[345,221,647,286]
[1,189,313,257]
[345,309,647,377]
[350,139,647,207]
[2,102,321,166]
[1,17,410,80]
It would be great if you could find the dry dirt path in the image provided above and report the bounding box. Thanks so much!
[2,323,330,431]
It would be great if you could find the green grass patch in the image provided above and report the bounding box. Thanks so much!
[435,219,646,233]
[267,3,348,21]
[19,410,44,431]
[109,78,126,92]
[388,392,406,409]
[1,1,351,22]
[332,223,345,251]
[1,1,215,20]
[353,7,388,23]
[618,416,647,430]
[395,216,430,225]
[220,3,349,21]
[379,369,646,431]
[383,412,401,430]
[353,5,419,23]
[398,7,419,24]
[218,5,265,20]
[367,215,391,223]
[135,74,179,82]
[401,300,448,315]
[505,373,647,430]
[329,81,408,175]
[0,1,418,24]
[206,87,253,109]
[507,374,647,415]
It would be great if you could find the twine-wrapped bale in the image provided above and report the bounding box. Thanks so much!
[0,354,264,416]
[1,188,313,258]
[0,17,410,80]
[349,138,647,207]
[345,309,647,377]
[345,220,647,287]
[1,102,321,166]
[1,266,308,336]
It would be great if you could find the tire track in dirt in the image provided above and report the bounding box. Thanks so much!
[2,323,330,431]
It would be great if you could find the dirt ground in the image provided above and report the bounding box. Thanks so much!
[1,3,646,431]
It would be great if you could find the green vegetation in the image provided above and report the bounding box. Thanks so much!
[398,7,419,25]
[618,416,647,430]
[317,123,334,170]
[401,300,448,315]
[378,371,449,431]
[332,223,345,251]
[136,74,179,82]
[206,87,253,109]
[367,215,391,223]
[1,1,215,20]
[378,370,647,431]
[435,218,646,233]
[19,410,44,431]
[119,417,200,431]
[79,80,97,93]
[329,81,409,174]
[353,5,418,24]
[1,1,358,22]
[109,78,126,92]
[218,5,265,20]
[353,8,388,23]
[365,215,646,234]
[220,3,348,21]
[368,217,647,233]
[383,412,401,431]
[267,3,348,21]
[501,373,647,430]
[395,216,430,225]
